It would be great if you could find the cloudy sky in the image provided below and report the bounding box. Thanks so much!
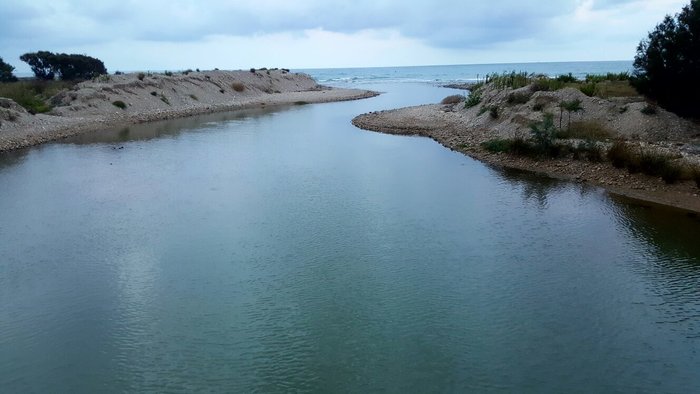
[0,0,689,73]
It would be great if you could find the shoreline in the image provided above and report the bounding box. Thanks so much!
[353,103,700,215]
[0,70,378,152]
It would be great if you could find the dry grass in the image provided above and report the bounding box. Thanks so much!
[231,82,245,92]
[557,121,614,141]
[441,94,464,105]
[594,81,639,98]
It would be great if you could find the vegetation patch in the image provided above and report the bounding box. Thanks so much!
[111,100,127,110]
[464,91,482,108]
[231,82,246,92]
[440,94,464,105]
[189,94,198,101]
[137,72,146,81]
[0,80,77,114]
[294,101,309,105]
[160,94,170,105]
[557,121,613,141]
[507,91,531,105]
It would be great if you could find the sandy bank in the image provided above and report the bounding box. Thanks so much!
[0,69,377,152]
[353,84,700,214]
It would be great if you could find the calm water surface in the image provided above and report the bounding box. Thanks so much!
[1,81,700,393]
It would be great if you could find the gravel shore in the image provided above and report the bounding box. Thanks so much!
[353,85,700,213]
[0,69,377,152]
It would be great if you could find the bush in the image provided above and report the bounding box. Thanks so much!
[231,82,246,92]
[250,68,256,73]
[189,94,198,101]
[572,141,604,162]
[489,106,500,119]
[464,91,481,108]
[0,80,77,114]
[137,72,146,81]
[160,94,170,105]
[441,94,464,105]
[507,91,531,105]
[631,1,700,117]
[529,113,557,150]
[150,91,157,96]
[114,71,123,75]
[0,57,18,82]
[579,83,596,97]
[20,51,107,80]
[557,121,613,141]
[482,137,535,156]
[607,140,634,168]
[112,100,127,110]
[556,73,578,83]
[164,71,173,76]
[486,71,530,89]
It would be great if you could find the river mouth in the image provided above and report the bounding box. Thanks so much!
[1,82,699,392]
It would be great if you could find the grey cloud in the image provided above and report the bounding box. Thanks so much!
[0,0,577,49]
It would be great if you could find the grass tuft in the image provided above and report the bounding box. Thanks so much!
[441,94,464,105]
[231,82,246,92]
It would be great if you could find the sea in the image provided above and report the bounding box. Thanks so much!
[300,60,632,87]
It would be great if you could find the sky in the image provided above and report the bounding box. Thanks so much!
[0,0,690,73]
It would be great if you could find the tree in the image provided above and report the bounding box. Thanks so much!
[631,0,700,118]
[20,51,107,80]
[0,57,18,82]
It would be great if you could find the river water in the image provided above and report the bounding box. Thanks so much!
[1,64,700,392]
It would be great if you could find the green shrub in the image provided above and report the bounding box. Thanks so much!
[164,71,173,77]
[441,94,464,105]
[250,68,256,73]
[579,83,596,97]
[294,101,309,105]
[464,91,481,108]
[556,73,578,83]
[137,72,146,81]
[533,102,545,111]
[0,80,77,114]
[150,91,157,96]
[529,113,556,150]
[20,51,107,80]
[182,69,193,75]
[486,71,530,89]
[112,100,127,110]
[189,94,198,101]
[482,138,513,153]
[530,77,564,92]
[572,141,604,162]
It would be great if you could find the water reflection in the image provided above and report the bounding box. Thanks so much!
[62,106,296,146]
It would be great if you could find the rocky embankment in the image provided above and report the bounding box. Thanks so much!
[353,83,700,213]
[0,69,377,151]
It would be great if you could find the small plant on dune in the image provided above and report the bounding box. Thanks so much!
[559,99,584,130]
[507,91,531,105]
[441,94,465,105]
[489,105,500,119]
[219,88,225,93]
[579,83,596,97]
[182,69,193,75]
[250,68,256,73]
[189,94,198,101]
[112,100,127,110]
[164,71,173,77]
[150,91,157,96]
[464,91,482,108]
[231,82,246,92]
[529,113,557,152]
[572,140,604,162]
[486,71,530,89]
[137,72,146,81]
[533,102,545,112]
[160,94,170,105]
[556,73,578,83]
